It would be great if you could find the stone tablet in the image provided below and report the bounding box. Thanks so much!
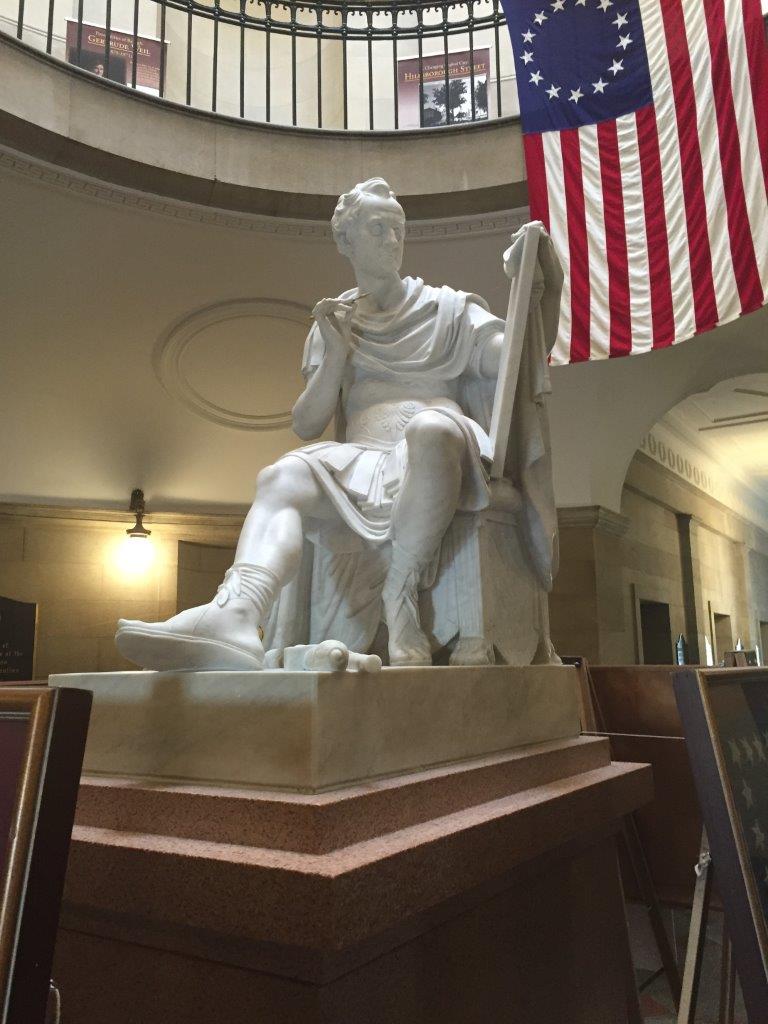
[0,596,37,682]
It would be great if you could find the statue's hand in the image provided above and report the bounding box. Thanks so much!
[502,221,546,280]
[312,298,356,361]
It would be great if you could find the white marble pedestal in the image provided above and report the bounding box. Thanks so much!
[50,664,580,791]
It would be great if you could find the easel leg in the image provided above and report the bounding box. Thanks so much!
[620,814,682,1009]
[718,930,735,1024]
[678,830,713,1024]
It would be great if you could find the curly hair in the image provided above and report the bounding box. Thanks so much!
[331,178,403,255]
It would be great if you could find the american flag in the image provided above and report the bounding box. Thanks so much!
[500,0,768,365]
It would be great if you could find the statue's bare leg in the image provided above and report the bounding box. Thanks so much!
[384,410,466,665]
[116,458,333,670]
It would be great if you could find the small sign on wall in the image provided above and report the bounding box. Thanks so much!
[0,596,37,682]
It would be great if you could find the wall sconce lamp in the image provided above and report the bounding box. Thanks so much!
[116,489,154,575]
[126,488,151,539]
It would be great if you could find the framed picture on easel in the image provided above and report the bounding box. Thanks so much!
[674,668,768,1024]
[0,687,91,1024]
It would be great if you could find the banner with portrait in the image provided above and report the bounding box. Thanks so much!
[66,19,165,94]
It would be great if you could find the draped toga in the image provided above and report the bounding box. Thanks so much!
[287,276,503,553]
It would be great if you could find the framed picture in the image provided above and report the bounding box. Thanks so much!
[674,668,768,1023]
[1,687,91,1024]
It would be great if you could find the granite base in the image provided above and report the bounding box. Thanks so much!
[53,733,651,1023]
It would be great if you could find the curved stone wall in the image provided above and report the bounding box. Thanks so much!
[0,34,527,220]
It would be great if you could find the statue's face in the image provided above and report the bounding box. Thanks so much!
[346,195,405,276]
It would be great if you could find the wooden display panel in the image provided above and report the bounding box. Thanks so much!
[674,668,768,1024]
[0,687,91,1024]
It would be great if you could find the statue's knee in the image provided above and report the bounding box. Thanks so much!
[256,458,315,509]
[406,411,465,458]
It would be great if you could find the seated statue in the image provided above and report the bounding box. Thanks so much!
[116,178,563,671]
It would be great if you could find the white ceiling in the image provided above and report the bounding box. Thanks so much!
[664,373,768,500]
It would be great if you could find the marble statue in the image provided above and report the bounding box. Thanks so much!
[116,178,564,671]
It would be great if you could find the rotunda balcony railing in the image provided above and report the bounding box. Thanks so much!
[1,0,520,130]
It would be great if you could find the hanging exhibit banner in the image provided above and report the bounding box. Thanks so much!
[397,48,490,129]
[65,20,165,94]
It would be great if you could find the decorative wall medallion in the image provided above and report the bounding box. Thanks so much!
[154,299,310,430]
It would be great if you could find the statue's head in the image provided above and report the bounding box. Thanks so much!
[332,178,405,275]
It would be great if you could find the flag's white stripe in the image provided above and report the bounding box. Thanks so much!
[616,112,653,355]
[577,123,611,360]
[722,0,768,298]
[543,131,572,365]
[680,0,740,324]
[638,0,695,343]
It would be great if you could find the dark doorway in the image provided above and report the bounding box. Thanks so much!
[640,600,673,664]
[713,612,733,662]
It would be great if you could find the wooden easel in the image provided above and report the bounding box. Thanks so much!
[677,829,736,1024]
[566,656,683,1018]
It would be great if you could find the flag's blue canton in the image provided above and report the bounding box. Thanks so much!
[500,0,653,135]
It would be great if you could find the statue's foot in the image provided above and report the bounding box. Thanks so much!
[382,557,432,667]
[116,599,265,671]
[386,625,431,667]
[449,637,494,666]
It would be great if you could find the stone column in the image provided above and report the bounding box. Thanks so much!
[675,513,701,665]
[551,506,630,664]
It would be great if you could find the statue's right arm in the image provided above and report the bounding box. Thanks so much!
[292,313,349,440]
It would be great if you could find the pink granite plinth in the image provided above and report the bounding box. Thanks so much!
[53,736,651,1023]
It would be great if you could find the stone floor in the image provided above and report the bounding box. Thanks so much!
[627,903,748,1023]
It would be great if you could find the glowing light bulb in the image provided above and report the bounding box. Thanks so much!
[115,535,155,576]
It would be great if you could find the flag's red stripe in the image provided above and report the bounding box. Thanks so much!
[659,0,718,332]
[561,129,590,362]
[704,0,763,314]
[523,132,550,231]
[597,121,632,357]
[741,0,768,198]
[635,106,675,349]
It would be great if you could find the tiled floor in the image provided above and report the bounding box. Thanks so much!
[627,903,748,1023]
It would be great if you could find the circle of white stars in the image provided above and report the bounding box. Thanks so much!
[520,0,634,105]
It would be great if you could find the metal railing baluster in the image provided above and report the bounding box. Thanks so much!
[45,0,54,53]
[291,5,297,126]
[186,0,193,104]
[442,3,449,125]
[239,0,245,117]
[159,1,167,98]
[417,7,423,128]
[316,2,322,127]
[493,0,501,117]
[341,3,348,130]
[212,0,219,111]
[468,0,475,121]
[391,5,398,130]
[105,0,113,79]
[131,0,139,89]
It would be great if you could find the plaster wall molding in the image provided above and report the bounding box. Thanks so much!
[639,425,768,534]
[0,502,246,528]
[0,145,529,240]
[557,506,630,537]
